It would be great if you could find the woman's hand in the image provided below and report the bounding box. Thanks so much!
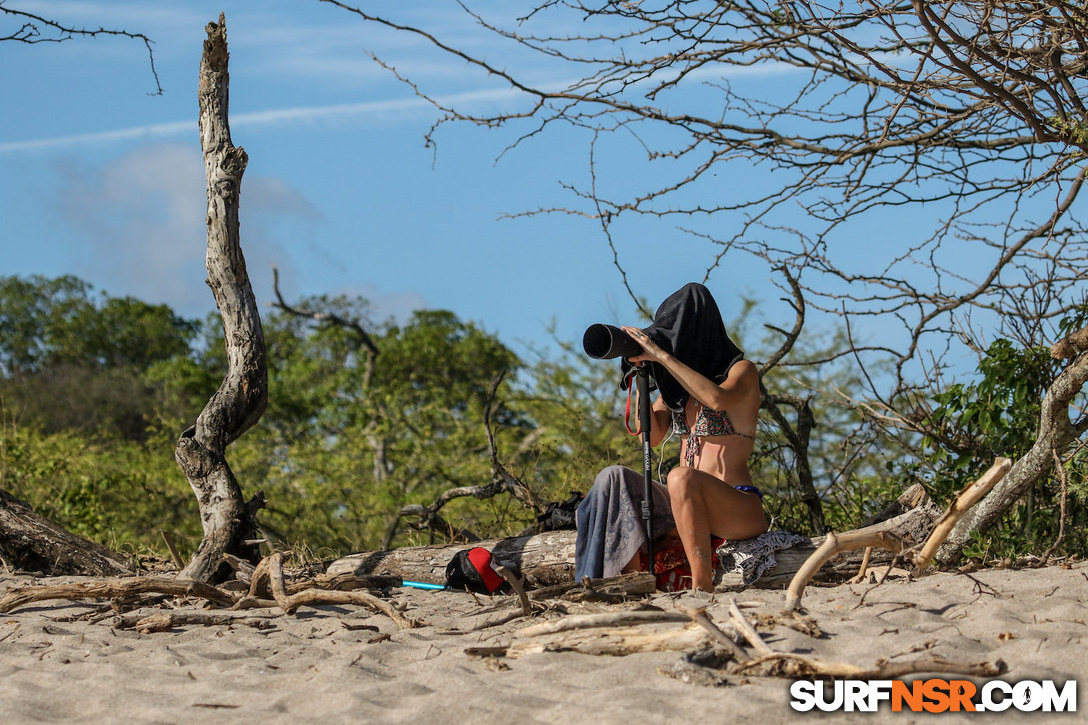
[621,326,669,366]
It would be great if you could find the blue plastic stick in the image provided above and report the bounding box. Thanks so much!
[402,580,445,590]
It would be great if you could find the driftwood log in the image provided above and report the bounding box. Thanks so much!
[327,484,943,589]
[0,577,236,614]
[175,14,268,583]
[0,488,131,577]
[328,530,578,587]
[783,460,1009,611]
[747,484,942,591]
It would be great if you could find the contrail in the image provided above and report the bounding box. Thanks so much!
[0,59,796,155]
[0,87,519,154]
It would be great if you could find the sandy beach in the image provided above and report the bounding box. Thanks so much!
[1,562,1084,724]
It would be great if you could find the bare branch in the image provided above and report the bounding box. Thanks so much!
[1,4,162,94]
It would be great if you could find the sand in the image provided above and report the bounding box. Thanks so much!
[1,562,1085,724]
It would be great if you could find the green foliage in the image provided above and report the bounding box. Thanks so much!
[223,305,528,552]
[0,275,200,440]
[513,330,637,496]
[0,414,197,551]
[917,328,1088,559]
[924,339,1055,478]
[0,275,196,375]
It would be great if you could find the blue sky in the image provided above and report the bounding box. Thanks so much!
[1,0,792,362]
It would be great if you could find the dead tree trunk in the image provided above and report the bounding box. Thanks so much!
[0,489,131,577]
[176,14,268,583]
[935,337,1088,565]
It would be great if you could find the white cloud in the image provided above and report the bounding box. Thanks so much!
[50,143,318,317]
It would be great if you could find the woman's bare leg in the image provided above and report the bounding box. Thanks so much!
[666,467,768,591]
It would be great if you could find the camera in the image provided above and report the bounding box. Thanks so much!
[582,323,643,360]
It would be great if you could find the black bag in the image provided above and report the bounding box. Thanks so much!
[444,546,513,594]
[535,491,584,532]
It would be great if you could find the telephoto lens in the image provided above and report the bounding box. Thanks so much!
[582,323,643,360]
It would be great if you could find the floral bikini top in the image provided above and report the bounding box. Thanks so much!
[671,404,755,468]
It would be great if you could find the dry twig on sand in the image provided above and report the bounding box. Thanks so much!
[0,551,417,629]
[114,609,279,633]
[725,598,1004,680]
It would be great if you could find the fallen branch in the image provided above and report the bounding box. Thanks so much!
[509,619,712,657]
[254,550,415,622]
[0,488,131,577]
[496,564,532,617]
[679,605,749,662]
[730,652,866,677]
[0,578,236,614]
[114,609,278,633]
[275,589,418,628]
[517,610,692,637]
[728,598,775,658]
[784,530,907,611]
[859,657,1007,679]
[222,553,256,584]
[723,608,1006,679]
[913,458,1011,570]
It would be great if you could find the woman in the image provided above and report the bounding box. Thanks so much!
[574,283,768,591]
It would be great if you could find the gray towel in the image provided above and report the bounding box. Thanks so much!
[574,465,674,580]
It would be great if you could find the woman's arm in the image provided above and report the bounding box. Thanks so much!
[621,325,756,413]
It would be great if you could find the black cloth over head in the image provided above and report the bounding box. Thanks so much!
[620,282,744,412]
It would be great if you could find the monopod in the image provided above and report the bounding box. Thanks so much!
[634,363,655,569]
[582,323,656,573]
